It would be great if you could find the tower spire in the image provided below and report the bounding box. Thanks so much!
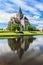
[16,7,23,20]
[18,7,22,14]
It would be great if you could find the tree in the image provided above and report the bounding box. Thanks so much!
[11,23,20,31]
[26,25,33,31]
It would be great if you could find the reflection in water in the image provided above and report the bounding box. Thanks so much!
[8,36,35,59]
[1,36,43,65]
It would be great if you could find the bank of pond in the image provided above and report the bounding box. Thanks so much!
[0,30,43,38]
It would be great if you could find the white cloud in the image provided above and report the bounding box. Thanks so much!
[29,20,38,24]
[35,3,43,11]
[5,3,15,11]
[28,18,43,30]
[36,25,43,30]
[0,11,16,23]
[13,0,40,16]
[33,15,40,19]
[28,0,43,11]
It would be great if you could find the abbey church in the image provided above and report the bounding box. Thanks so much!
[8,8,30,30]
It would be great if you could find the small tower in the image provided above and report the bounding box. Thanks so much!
[16,8,23,20]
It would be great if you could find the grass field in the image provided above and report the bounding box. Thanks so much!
[0,30,43,38]
[23,31,43,35]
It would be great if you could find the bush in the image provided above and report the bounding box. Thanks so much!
[11,23,20,31]
[26,25,33,31]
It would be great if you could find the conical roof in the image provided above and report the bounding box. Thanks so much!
[16,8,23,19]
[18,8,23,14]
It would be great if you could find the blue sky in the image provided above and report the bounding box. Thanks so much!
[0,0,43,30]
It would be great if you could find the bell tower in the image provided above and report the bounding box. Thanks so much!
[16,8,23,20]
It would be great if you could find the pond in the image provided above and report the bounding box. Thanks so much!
[0,35,43,65]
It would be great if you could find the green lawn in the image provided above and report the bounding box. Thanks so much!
[23,31,43,35]
[0,30,43,38]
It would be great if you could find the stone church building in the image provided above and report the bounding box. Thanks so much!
[8,8,30,31]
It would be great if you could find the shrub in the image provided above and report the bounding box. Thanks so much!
[11,23,20,31]
[26,25,33,31]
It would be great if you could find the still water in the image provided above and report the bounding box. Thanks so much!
[0,35,43,65]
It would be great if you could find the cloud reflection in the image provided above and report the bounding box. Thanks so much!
[0,39,11,55]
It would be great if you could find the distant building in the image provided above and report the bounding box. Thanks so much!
[8,8,30,31]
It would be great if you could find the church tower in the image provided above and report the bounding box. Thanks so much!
[16,8,23,20]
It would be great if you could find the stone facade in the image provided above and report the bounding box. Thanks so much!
[8,8,30,31]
